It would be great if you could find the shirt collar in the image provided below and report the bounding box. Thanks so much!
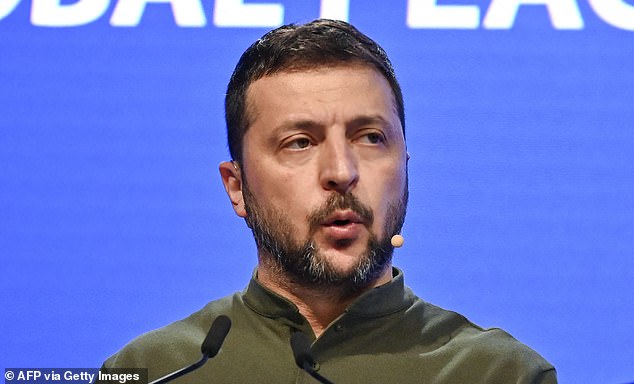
[242,267,414,323]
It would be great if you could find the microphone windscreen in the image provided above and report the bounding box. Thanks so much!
[391,234,404,248]
[290,331,315,369]
[201,315,232,358]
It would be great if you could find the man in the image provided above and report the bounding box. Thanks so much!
[103,19,556,383]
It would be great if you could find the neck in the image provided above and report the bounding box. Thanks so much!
[256,259,393,338]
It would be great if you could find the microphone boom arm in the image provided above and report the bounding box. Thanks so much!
[148,355,208,384]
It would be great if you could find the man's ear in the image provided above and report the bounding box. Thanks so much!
[219,161,247,218]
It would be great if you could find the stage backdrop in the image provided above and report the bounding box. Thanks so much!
[1,1,633,383]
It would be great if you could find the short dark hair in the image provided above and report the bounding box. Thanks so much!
[225,19,405,164]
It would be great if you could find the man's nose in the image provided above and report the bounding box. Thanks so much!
[318,138,359,194]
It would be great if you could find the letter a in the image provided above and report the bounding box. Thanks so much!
[483,0,584,29]
[110,0,206,26]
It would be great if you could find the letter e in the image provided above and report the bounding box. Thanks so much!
[407,0,480,29]
[319,0,349,21]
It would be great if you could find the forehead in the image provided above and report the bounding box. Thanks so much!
[244,64,400,131]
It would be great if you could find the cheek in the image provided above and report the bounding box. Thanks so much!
[246,164,317,216]
[371,163,407,226]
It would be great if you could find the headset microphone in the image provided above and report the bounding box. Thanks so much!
[391,234,404,248]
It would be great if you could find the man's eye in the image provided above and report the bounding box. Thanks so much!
[287,137,312,150]
[360,132,385,144]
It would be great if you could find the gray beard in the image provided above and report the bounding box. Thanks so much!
[242,182,407,297]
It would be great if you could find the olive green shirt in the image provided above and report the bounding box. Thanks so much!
[103,269,556,383]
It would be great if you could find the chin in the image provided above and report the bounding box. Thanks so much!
[320,249,372,274]
[322,244,366,261]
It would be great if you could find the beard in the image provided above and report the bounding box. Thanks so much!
[242,180,408,296]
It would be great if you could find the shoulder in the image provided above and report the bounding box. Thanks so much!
[407,295,556,382]
[450,325,556,383]
[102,294,237,370]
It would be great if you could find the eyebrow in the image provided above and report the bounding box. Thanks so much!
[274,114,395,134]
[346,115,394,131]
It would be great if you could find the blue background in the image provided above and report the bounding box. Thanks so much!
[1,1,633,383]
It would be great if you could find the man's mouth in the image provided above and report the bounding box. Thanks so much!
[318,210,366,243]
[306,193,374,243]
[322,210,364,227]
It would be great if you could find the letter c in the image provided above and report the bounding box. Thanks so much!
[0,0,22,20]
[589,0,634,31]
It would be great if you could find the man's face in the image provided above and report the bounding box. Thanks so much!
[226,64,408,291]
